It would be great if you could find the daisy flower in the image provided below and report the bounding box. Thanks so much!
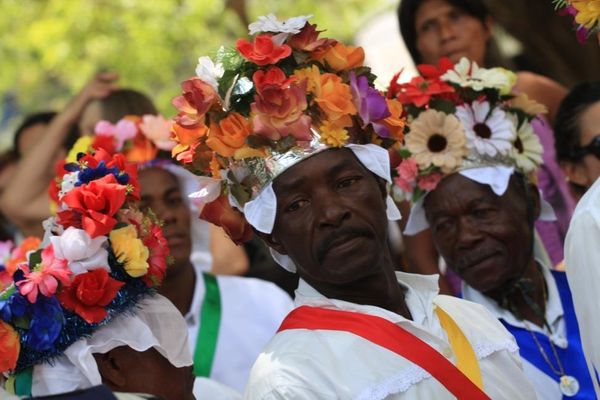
[512,118,543,173]
[405,109,468,173]
[456,100,515,157]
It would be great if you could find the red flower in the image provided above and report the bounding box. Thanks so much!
[0,321,19,373]
[200,195,253,244]
[288,23,337,52]
[58,174,127,238]
[417,57,454,79]
[394,76,455,107]
[253,67,296,94]
[48,159,68,204]
[58,268,124,324]
[142,225,170,287]
[236,34,292,66]
[92,134,117,155]
[79,149,140,200]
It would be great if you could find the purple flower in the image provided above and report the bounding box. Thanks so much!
[349,72,390,130]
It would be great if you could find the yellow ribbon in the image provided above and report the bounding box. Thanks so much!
[435,305,485,390]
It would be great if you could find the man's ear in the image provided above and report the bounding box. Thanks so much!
[254,229,287,255]
[93,348,128,390]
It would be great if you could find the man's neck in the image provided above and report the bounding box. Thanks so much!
[307,258,412,320]
[486,259,546,328]
[158,262,196,316]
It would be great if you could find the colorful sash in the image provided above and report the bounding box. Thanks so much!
[278,305,490,400]
[501,271,595,399]
[193,272,222,377]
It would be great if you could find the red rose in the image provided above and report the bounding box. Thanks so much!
[200,195,253,244]
[79,149,140,200]
[58,269,124,324]
[58,174,127,238]
[92,134,117,155]
[253,67,296,94]
[172,78,218,117]
[236,34,292,66]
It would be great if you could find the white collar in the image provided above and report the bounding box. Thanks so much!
[184,262,206,326]
[294,271,441,331]
[462,258,566,346]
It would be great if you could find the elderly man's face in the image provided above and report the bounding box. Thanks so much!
[268,148,389,286]
[424,174,537,293]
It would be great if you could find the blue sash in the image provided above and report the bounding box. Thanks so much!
[501,271,596,399]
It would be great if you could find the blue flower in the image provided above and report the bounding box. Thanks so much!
[0,292,30,322]
[76,161,121,186]
[27,296,64,351]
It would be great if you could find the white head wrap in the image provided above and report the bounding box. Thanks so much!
[404,166,557,235]
[242,143,402,272]
[31,295,192,396]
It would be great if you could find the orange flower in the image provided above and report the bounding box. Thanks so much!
[171,123,208,164]
[125,133,158,163]
[172,78,219,126]
[206,112,252,157]
[379,99,406,141]
[313,42,364,71]
[6,237,41,276]
[314,73,357,121]
[0,320,20,373]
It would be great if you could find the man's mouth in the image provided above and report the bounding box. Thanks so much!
[455,250,500,273]
[317,230,372,262]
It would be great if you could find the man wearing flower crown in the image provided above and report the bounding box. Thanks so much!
[394,57,597,398]
[170,15,536,399]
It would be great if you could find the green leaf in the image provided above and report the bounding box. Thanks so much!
[28,250,43,271]
[13,316,30,330]
[429,98,456,114]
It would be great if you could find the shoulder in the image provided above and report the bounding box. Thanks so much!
[217,276,293,305]
[434,295,519,357]
[515,71,567,97]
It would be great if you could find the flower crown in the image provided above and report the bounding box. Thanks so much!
[170,15,405,242]
[0,146,170,374]
[390,57,545,202]
[553,0,600,42]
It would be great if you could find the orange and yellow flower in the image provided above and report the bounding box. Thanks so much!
[378,99,406,142]
[206,112,252,157]
[319,118,351,147]
[314,73,357,121]
[313,42,364,71]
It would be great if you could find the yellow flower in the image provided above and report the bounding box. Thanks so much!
[406,109,468,173]
[573,0,600,29]
[319,119,350,147]
[109,225,149,277]
[66,136,94,163]
[294,65,321,94]
[510,93,548,116]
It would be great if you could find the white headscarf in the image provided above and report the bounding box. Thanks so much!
[31,295,192,396]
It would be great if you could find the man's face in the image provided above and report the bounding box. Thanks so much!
[424,174,535,293]
[138,168,192,270]
[269,148,389,287]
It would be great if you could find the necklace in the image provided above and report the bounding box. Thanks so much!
[522,272,579,397]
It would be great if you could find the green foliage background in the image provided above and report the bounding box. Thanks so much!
[0,0,394,122]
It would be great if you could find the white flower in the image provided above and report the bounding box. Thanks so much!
[189,177,222,213]
[456,100,516,157]
[50,227,110,275]
[442,57,516,93]
[512,119,543,173]
[248,14,313,35]
[59,172,79,198]
[195,56,224,93]
[139,114,175,151]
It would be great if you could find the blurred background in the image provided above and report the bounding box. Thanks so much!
[1,0,599,149]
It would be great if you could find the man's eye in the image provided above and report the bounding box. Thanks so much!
[419,21,435,33]
[167,196,183,206]
[472,208,493,219]
[337,177,360,189]
[286,199,308,212]
[433,219,453,234]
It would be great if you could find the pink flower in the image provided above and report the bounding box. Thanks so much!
[139,115,175,151]
[417,173,444,192]
[16,245,71,303]
[393,159,418,193]
[94,119,138,151]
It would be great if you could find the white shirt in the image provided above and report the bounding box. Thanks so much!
[565,177,600,396]
[186,262,294,394]
[462,260,567,400]
[244,272,536,400]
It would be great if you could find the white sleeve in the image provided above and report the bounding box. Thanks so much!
[565,196,600,395]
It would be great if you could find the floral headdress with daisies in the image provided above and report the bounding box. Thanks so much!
[553,0,600,42]
[0,144,170,375]
[169,14,405,243]
[389,57,546,203]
